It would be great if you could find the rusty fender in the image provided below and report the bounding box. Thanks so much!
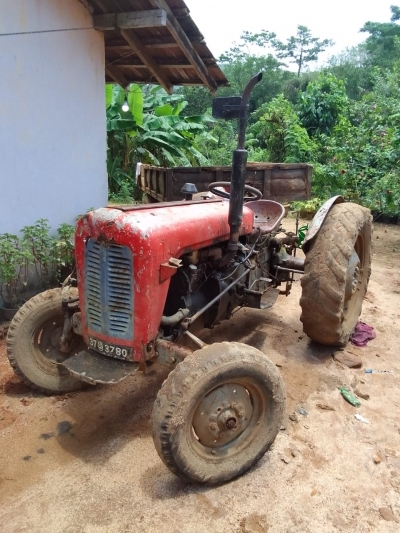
[302,196,344,254]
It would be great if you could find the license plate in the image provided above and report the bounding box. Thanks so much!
[88,336,133,360]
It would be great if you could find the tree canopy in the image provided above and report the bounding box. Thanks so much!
[360,5,400,69]
[106,6,400,216]
[241,25,334,76]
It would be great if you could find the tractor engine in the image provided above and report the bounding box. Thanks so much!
[73,198,300,363]
[161,236,266,335]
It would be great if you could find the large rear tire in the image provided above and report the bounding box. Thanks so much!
[152,342,285,485]
[300,202,372,346]
[6,288,87,394]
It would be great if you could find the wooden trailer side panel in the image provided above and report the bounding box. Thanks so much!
[139,163,312,203]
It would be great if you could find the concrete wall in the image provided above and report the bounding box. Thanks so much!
[0,0,107,235]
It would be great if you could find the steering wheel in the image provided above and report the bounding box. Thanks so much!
[208,181,262,201]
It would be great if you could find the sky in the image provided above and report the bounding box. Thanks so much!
[186,0,398,67]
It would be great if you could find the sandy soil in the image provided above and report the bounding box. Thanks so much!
[0,219,399,533]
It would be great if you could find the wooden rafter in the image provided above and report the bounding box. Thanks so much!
[120,29,173,93]
[105,35,205,49]
[87,0,227,91]
[108,57,216,68]
[93,9,167,31]
[90,0,109,13]
[148,0,217,94]
[105,64,129,88]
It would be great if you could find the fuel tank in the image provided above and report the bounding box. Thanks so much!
[75,200,254,361]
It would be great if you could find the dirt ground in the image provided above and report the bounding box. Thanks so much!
[0,218,399,533]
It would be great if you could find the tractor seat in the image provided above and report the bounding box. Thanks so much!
[245,200,286,232]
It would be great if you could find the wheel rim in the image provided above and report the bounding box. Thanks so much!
[343,232,366,329]
[32,314,83,376]
[188,378,269,460]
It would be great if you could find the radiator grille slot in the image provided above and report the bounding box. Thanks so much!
[84,239,134,340]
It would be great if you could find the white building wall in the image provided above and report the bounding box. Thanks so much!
[0,0,107,234]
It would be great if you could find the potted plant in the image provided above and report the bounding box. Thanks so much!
[0,233,32,319]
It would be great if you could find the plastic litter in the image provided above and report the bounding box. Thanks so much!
[355,414,370,424]
[298,408,308,416]
[339,387,361,407]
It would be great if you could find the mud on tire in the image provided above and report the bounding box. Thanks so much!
[151,342,286,485]
[6,288,86,394]
[300,202,372,346]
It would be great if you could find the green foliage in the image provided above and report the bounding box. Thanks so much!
[0,234,32,306]
[22,219,57,288]
[242,26,333,77]
[326,45,373,100]
[218,43,289,111]
[249,95,315,163]
[301,65,400,208]
[104,14,400,215]
[368,172,400,214]
[106,84,213,201]
[108,180,138,204]
[274,25,333,77]
[283,73,315,104]
[360,6,400,69]
[195,121,235,166]
[297,73,349,136]
[291,197,324,214]
[0,221,76,306]
[55,223,75,272]
[176,86,213,116]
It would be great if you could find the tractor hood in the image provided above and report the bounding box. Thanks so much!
[74,201,254,361]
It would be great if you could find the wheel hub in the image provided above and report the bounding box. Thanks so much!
[193,383,253,448]
[38,322,78,364]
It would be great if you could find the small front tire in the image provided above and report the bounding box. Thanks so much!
[152,342,286,485]
[6,288,87,394]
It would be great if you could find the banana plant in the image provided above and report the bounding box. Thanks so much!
[105,84,215,200]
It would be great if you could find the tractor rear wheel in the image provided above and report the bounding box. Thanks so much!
[6,288,87,394]
[300,202,372,346]
[152,342,285,485]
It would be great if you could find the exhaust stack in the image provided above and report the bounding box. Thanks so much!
[212,73,263,266]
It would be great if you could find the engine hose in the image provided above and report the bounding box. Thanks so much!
[160,308,190,326]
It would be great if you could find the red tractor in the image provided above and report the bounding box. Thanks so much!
[6,74,372,485]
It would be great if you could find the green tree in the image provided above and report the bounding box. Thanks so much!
[275,25,333,77]
[360,5,400,68]
[175,86,213,116]
[325,45,373,100]
[218,40,289,111]
[243,26,333,77]
[186,38,292,168]
[248,95,315,163]
[297,73,349,136]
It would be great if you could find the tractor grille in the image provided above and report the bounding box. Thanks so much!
[84,239,134,340]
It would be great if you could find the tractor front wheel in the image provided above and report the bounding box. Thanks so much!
[300,202,372,346]
[151,342,286,485]
[7,288,87,394]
